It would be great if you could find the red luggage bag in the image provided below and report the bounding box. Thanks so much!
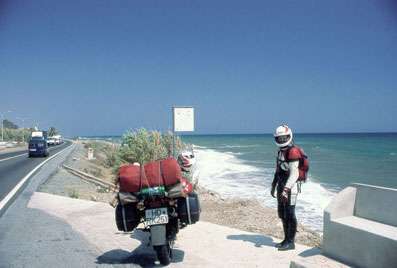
[118,158,182,192]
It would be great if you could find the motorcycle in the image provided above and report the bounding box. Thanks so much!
[115,185,200,266]
[139,187,181,265]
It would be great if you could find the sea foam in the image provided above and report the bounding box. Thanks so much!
[193,145,337,233]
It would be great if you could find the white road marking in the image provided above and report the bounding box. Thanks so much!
[0,142,75,212]
[0,153,27,162]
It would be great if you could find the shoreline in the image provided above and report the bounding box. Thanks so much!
[196,186,323,249]
[39,140,323,248]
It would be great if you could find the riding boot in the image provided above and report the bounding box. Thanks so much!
[275,219,288,248]
[278,219,296,251]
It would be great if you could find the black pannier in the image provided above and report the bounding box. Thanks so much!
[178,192,201,225]
[115,203,141,232]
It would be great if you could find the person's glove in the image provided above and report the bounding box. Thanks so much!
[271,187,276,198]
[281,187,290,203]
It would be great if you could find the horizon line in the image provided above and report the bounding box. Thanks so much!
[67,131,397,137]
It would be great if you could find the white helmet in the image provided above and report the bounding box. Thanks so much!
[177,151,196,172]
[274,125,293,149]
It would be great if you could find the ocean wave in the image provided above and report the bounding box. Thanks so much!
[193,146,337,233]
[191,145,206,150]
[192,144,249,157]
[194,147,264,177]
[222,144,263,149]
[295,180,337,232]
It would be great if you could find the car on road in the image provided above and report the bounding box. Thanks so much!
[47,137,56,146]
[53,135,62,145]
[28,139,49,157]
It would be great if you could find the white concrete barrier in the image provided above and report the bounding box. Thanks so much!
[6,142,15,148]
[323,183,397,268]
[0,141,6,149]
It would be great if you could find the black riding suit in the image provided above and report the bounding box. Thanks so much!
[272,145,300,244]
[274,174,297,243]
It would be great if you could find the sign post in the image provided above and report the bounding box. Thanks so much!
[173,106,194,158]
[88,147,94,160]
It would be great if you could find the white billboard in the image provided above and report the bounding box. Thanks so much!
[173,107,194,132]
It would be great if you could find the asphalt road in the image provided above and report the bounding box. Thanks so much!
[0,140,72,203]
[0,141,117,268]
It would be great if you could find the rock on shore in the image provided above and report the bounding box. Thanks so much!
[197,187,322,248]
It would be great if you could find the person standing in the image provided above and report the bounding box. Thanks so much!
[271,125,301,251]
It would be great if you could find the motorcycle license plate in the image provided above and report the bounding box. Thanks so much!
[145,208,168,226]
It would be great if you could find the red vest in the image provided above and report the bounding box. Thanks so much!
[276,146,309,181]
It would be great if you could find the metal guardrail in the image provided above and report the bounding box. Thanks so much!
[62,164,116,189]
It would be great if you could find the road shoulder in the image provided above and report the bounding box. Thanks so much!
[28,192,327,268]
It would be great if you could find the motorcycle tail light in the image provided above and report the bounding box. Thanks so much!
[168,200,175,206]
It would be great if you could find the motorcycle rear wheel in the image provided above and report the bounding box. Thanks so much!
[154,240,172,265]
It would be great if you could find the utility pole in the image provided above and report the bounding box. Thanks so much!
[17,117,29,143]
[1,110,12,142]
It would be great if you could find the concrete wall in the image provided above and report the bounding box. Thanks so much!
[323,183,397,268]
[353,183,397,226]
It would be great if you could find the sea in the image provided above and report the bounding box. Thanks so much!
[78,133,397,234]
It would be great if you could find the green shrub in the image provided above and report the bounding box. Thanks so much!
[83,141,104,156]
[82,166,103,178]
[103,144,119,168]
[96,187,110,193]
[113,128,186,170]
[68,187,79,199]
[1,127,31,143]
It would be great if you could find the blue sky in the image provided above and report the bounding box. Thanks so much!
[1,0,396,136]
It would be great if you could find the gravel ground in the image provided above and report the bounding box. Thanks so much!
[39,141,322,249]
[0,144,27,153]
[40,142,115,203]
[197,187,322,248]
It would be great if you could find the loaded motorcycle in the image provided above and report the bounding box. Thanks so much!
[141,187,178,265]
[115,158,200,265]
[116,186,200,265]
